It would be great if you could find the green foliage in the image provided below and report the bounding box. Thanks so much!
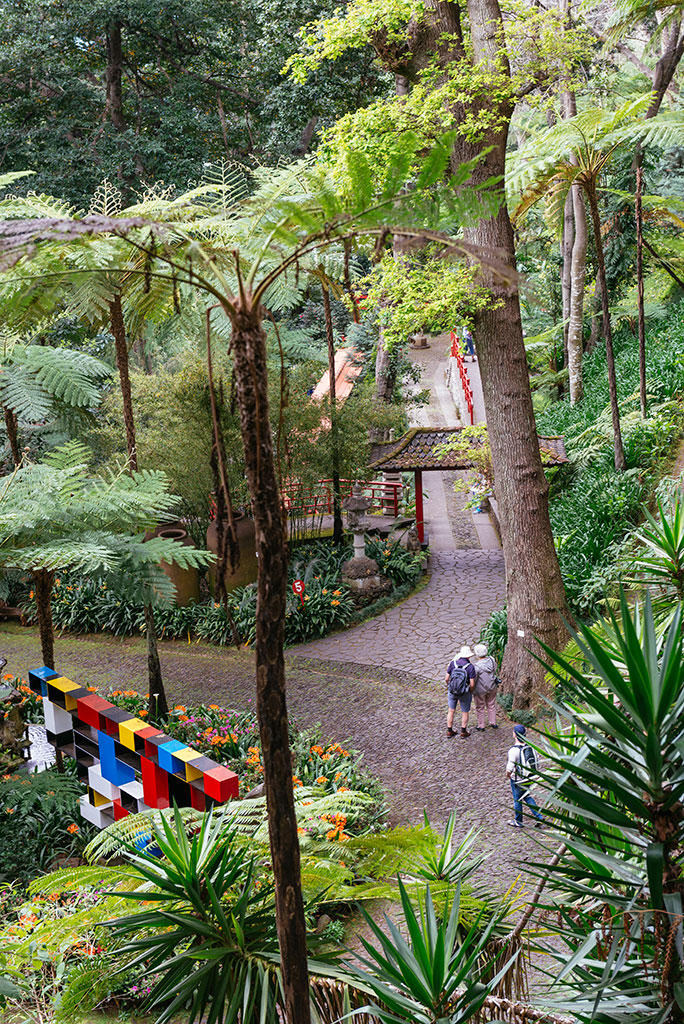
[103,808,337,1024]
[537,306,684,615]
[347,880,512,1024]
[537,594,684,1019]
[365,537,423,586]
[0,441,212,604]
[361,250,489,353]
[479,607,508,665]
[0,767,93,884]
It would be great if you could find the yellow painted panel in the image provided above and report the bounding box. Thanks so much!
[118,718,149,750]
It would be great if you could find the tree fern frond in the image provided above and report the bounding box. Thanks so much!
[28,864,144,895]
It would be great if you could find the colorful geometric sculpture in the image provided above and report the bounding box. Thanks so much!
[28,667,239,829]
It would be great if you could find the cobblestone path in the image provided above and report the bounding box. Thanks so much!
[292,549,505,680]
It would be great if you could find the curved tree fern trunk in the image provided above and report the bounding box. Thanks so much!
[228,297,311,1024]
[3,406,20,467]
[567,183,587,405]
[322,283,344,544]
[585,185,626,471]
[110,291,170,719]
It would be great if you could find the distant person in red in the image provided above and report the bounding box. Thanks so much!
[463,327,476,362]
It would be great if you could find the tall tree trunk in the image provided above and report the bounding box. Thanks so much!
[228,298,310,1024]
[144,603,168,722]
[457,0,571,706]
[105,23,126,131]
[2,406,20,466]
[109,294,138,473]
[33,568,54,669]
[322,283,344,544]
[585,186,626,471]
[561,190,573,376]
[567,183,587,405]
[635,164,648,418]
[110,293,171,718]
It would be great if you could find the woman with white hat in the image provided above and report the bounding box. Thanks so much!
[472,642,499,731]
[444,645,476,738]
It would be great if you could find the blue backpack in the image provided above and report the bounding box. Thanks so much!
[448,663,470,697]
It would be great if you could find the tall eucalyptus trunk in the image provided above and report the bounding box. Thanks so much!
[567,183,587,405]
[228,297,310,1024]
[458,0,571,704]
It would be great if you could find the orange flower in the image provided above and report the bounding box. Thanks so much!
[29,590,34,599]
[67,823,79,834]
[210,735,223,745]
[332,590,342,596]
[139,709,148,717]
[322,588,328,595]
[5,807,15,814]
[321,753,331,761]
[173,705,187,712]
[2,673,12,681]
[208,704,220,710]
[87,686,97,693]
[292,775,303,788]
[331,599,340,606]
[337,786,349,793]
[1,774,10,781]
[297,827,305,835]
[179,715,189,722]
[111,690,123,697]
[310,745,323,755]
[315,776,328,785]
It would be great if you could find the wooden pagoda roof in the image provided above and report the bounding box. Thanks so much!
[368,427,568,472]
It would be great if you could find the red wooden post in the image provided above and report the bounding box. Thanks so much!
[415,470,425,545]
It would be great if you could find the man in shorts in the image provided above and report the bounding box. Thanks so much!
[444,645,476,738]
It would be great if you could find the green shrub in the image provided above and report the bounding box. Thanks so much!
[479,606,507,664]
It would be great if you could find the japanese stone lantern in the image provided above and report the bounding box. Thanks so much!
[341,484,392,606]
[343,483,372,560]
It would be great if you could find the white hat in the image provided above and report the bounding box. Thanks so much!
[458,645,474,659]
[474,643,488,658]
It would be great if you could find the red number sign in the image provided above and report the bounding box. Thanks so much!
[292,579,305,607]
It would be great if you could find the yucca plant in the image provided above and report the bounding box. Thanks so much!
[104,807,346,1024]
[535,591,684,1021]
[628,494,684,609]
[347,879,514,1024]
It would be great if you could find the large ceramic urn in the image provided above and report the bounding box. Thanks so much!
[206,511,258,593]
[148,523,200,606]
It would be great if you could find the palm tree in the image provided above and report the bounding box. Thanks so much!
[0,441,210,697]
[0,150,495,1024]
[511,97,684,470]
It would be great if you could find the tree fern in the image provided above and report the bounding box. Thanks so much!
[28,864,144,896]
[84,806,205,863]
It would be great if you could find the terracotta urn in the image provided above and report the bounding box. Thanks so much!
[206,511,258,593]
[147,523,200,606]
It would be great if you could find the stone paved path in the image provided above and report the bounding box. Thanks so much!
[292,549,505,680]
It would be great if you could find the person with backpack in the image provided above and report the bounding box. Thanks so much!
[472,642,499,731]
[505,724,543,828]
[444,645,476,738]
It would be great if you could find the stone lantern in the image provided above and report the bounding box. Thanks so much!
[342,483,372,560]
[341,483,392,606]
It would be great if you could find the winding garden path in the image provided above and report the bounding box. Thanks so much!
[0,336,536,892]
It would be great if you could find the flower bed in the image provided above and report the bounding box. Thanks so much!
[21,538,423,647]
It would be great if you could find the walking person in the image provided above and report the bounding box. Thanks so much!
[444,645,476,739]
[506,725,543,828]
[463,326,476,362]
[472,642,499,731]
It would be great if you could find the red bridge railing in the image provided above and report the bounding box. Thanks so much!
[282,479,402,518]
[450,331,474,425]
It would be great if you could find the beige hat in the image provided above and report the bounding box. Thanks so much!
[474,643,488,658]
[458,645,474,659]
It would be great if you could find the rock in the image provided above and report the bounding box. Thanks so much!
[341,555,380,579]
[341,556,393,607]
[315,913,332,934]
[244,782,266,800]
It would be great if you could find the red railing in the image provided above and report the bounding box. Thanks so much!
[282,479,402,518]
[450,331,474,425]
